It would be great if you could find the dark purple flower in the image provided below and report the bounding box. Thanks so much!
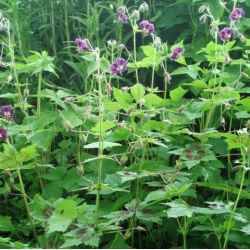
[0,126,8,141]
[0,105,15,121]
[170,46,183,61]
[229,8,245,21]
[139,20,155,34]
[219,27,234,43]
[109,58,127,75]
[117,7,128,23]
[75,38,91,51]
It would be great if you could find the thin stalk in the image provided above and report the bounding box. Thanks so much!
[6,23,23,105]
[17,167,39,246]
[151,48,157,89]
[37,71,42,118]
[223,148,246,249]
[50,0,57,55]
[95,50,104,227]
[133,24,139,83]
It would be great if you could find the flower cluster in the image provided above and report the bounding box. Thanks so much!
[140,20,155,35]
[219,27,234,43]
[219,7,245,43]
[0,105,14,141]
[170,47,183,61]
[117,7,128,23]
[75,38,91,52]
[109,58,128,75]
[0,105,15,121]
[230,8,245,21]
[0,126,7,141]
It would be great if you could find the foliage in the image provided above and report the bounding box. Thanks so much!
[0,0,250,249]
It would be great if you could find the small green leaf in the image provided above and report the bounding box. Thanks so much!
[170,86,187,102]
[130,84,145,102]
[48,199,77,233]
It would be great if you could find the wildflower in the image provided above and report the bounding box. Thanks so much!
[219,27,234,43]
[170,46,183,61]
[109,58,127,75]
[229,8,245,21]
[75,38,91,52]
[0,105,15,121]
[117,7,128,23]
[0,126,8,141]
[139,20,155,35]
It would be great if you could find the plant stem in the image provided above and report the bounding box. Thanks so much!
[95,49,104,227]
[37,71,42,118]
[223,149,246,249]
[133,24,139,83]
[17,167,39,246]
[151,48,157,89]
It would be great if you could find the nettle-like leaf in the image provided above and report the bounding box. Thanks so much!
[170,143,216,169]
[91,120,116,135]
[128,45,162,69]
[130,83,145,102]
[47,198,77,233]
[0,144,36,170]
[113,88,133,110]
[61,224,101,248]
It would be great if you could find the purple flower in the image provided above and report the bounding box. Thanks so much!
[109,58,127,75]
[0,105,15,121]
[229,8,245,21]
[219,27,234,43]
[117,7,128,23]
[170,46,183,61]
[139,20,155,34]
[75,38,91,51]
[0,126,8,141]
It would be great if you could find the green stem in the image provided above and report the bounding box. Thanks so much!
[37,71,42,118]
[133,24,139,83]
[50,0,57,55]
[223,149,246,249]
[17,168,39,246]
[151,48,157,89]
[95,50,103,227]
[7,23,23,105]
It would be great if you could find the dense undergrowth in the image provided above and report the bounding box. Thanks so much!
[0,0,250,249]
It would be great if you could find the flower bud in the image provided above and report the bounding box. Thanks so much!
[76,164,84,176]
[65,120,73,131]
[130,10,140,21]
[23,88,29,98]
[139,2,149,13]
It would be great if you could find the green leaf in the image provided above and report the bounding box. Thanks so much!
[113,88,133,110]
[61,110,83,128]
[170,86,187,102]
[0,216,14,232]
[164,199,193,218]
[48,199,77,233]
[144,94,163,108]
[130,84,145,102]
[84,141,122,149]
[241,224,250,235]
[16,145,36,162]
[91,120,116,135]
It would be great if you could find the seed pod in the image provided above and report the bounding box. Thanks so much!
[120,154,128,165]
[65,120,73,131]
[76,164,84,176]
[23,88,29,98]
